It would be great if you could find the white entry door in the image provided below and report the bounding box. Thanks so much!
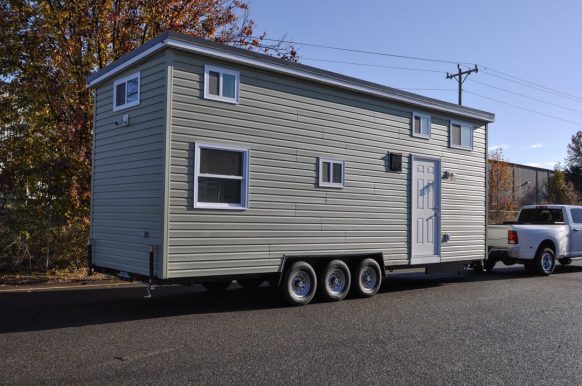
[411,157,441,264]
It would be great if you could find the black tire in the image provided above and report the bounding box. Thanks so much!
[558,258,572,266]
[281,261,317,306]
[524,260,537,274]
[352,258,382,298]
[237,278,264,290]
[202,280,232,292]
[534,247,556,276]
[484,258,497,272]
[319,260,351,302]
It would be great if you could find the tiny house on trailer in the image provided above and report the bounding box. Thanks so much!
[87,32,495,305]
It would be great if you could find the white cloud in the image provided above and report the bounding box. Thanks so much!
[524,162,542,167]
[488,144,509,151]
[530,143,543,149]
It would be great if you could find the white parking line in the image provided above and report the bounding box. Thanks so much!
[0,281,139,293]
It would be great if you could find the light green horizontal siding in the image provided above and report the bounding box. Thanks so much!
[165,50,487,278]
[91,53,167,276]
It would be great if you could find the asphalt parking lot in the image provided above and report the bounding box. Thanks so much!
[1,263,582,385]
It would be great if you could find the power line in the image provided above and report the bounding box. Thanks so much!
[258,37,582,104]
[398,88,456,91]
[482,67,582,102]
[300,58,446,73]
[467,78,582,115]
[480,69,582,104]
[465,90,582,126]
[256,37,475,66]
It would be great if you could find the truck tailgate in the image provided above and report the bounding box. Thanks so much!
[488,224,509,249]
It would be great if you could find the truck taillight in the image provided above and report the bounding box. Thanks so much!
[508,230,519,244]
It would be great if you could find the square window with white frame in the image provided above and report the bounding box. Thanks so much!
[450,121,473,150]
[194,143,249,209]
[204,65,240,104]
[113,72,140,111]
[319,158,345,188]
[412,112,431,138]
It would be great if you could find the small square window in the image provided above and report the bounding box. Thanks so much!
[112,72,140,111]
[194,143,250,209]
[450,121,473,150]
[319,158,345,188]
[412,112,431,139]
[204,65,240,104]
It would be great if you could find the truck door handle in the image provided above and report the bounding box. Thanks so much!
[574,228,580,232]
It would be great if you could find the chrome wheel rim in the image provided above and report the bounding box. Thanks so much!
[327,268,347,294]
[541,253,553,271]
[291,271,311,298]
[361,267,378,290]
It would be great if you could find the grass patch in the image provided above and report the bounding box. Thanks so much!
[0,267,109,286]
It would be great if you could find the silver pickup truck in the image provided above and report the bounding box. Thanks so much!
[487,205,582,275]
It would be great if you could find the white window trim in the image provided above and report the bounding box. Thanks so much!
[449,120,474,151]
[411,112,431,139]
[204,65,240,104]
[112,72,141,112]
[193,142,249,210]
[318,158,345,189]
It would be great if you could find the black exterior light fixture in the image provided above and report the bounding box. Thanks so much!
[389,153,402,172]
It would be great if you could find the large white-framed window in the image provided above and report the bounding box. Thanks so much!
[412,112,431,139]
[204,65,240,104]
[318,158,345,188]
[194,142,249,209]
[450,120,473,150]
[112,72,140,111]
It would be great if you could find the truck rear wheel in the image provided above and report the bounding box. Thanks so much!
[202,280,232,292]
[320,260,351,301]
[534,247,556,276]
[524,260,537,274]
[353,258,382,298]
[282,261,317,306]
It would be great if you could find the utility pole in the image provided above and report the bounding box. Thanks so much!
[446,64,478,105]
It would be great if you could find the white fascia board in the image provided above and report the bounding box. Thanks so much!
[87,37,494,123]
[86,42,166,88]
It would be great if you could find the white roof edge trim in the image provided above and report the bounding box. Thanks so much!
[86,41,167,88]
[87,37,493,123]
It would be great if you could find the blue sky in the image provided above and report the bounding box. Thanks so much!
[249,0,582,170]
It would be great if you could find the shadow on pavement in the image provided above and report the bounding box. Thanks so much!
[1,264,581,334]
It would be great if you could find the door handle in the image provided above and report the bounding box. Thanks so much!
[574,228,580,232]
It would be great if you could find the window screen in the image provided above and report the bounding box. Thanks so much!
[204,66,239,103]
[452,124,461,145]
[319,158,344,188]
[115,83,126,106]
[200,148,242,176]
[208,71,220,96]
[113,72,140,111]
[195,144,249,209]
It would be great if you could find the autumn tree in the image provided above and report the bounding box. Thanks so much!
[0,0,296,271]
[488,149,517,224]
[545,167,578,205]
[564,130,582,194]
